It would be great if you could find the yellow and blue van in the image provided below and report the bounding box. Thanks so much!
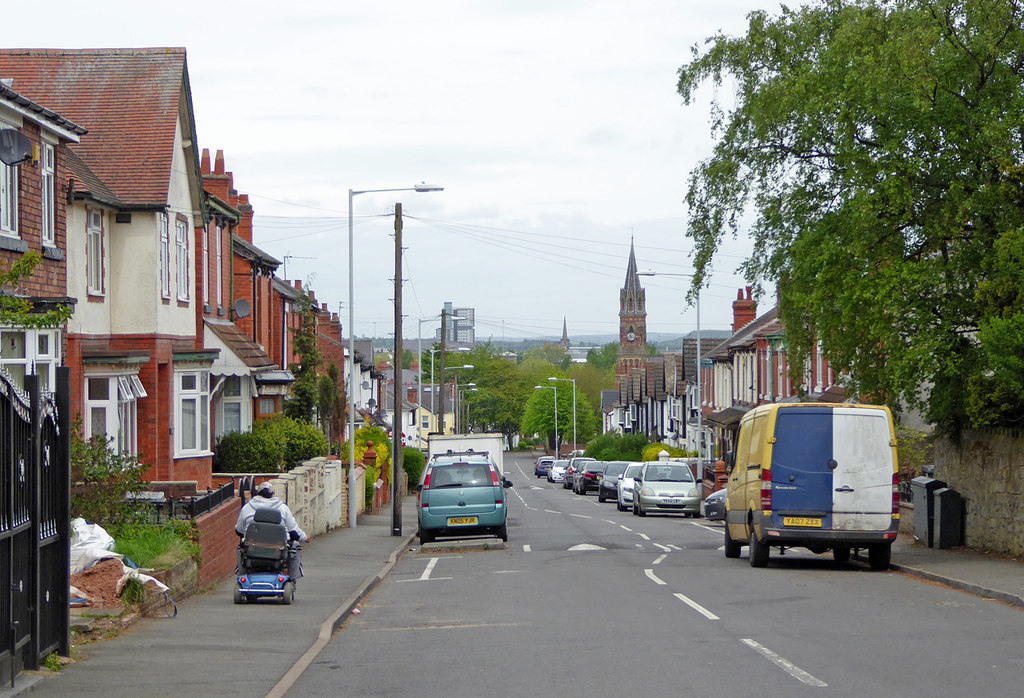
[724,403,899,570]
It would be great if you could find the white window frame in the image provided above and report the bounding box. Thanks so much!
[0,328,61,393]
[84,373,147,455]
[0,158,17,235]
[215,223,223,309]
[174,369,210,456]
[219,375,244,436]
[201,225,209,306]
[175,217,189,301]
[158,213,170,298]
[87,209,103,295]
[41,142,55,246]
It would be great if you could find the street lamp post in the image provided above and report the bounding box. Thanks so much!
[458,385,477,432]
[417,315,440,450]
[548,377,576,455]
[446,364,473,434]
[347,183,442,530]
[637,270,703,479]
[534,384,557,455]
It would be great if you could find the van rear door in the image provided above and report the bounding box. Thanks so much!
[831,407,894,531]
[771,407,834,524]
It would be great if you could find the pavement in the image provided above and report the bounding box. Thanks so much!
[3,498,1023,697]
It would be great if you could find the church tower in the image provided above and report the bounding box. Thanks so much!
[616,239,648,382]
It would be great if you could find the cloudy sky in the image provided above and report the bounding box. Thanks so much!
[15,0,780,342]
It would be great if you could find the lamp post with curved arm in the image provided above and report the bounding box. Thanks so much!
[347,183,442,530]
[548,376,576,455]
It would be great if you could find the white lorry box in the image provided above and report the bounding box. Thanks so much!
[427,433,505,475]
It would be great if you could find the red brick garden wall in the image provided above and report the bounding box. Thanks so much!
[196,497,242,589]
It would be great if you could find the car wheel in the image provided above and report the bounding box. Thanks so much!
[419,528,434,545]
[280,583,294,605]
[636,502,647,517]
[598,492,606,503]
[833,546,851,563]
[631,501,638,516]
[616,498,625,511]
[233,587,245,604]
[749,529,769,568]
[868,543,891,571]
[724,525,741,558]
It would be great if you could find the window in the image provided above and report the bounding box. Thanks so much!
[175,369,209,455]
[158,213,170,298]
[85,374,147,455]
[87,210,103,295]
[201,226,209,306]
[0,329,60,393]
[0,159,17,234]
[221,376,242,435]
[175,218,189,301]
[41,143,55,246]
[258,397,276,415]
[215,224,223,309]
[421,414,430,429]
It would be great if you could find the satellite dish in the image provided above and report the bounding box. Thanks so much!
[234,298,251,319]
[367,398,377,409]
[361,381,370,390]
[0,129,32,166]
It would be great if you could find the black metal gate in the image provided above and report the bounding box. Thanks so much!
[0,368,70,685]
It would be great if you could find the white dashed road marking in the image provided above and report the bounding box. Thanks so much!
[741,639,827,687]
[652,554,667,565]
[398,557,452,582]
[673,593,720,620]
[645,569,666,585]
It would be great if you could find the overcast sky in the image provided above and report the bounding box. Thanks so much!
[15,0,781,343]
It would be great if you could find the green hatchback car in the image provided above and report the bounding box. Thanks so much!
[417,455,512,544]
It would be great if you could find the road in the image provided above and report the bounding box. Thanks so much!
[289,452,1024,697]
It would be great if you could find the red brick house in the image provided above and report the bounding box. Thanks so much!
[0,49,217,486]
[0,80,85,393]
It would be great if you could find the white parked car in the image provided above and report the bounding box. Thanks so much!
[616,462,644,511]
[548,459,569,483]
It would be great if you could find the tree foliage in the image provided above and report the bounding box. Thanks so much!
[1,252,73,328]
[284,289,321,422]
[678,0,1024,435]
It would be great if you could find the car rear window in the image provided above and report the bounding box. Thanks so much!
[603,463,628,477]
[623,464,642,478]
[646,464,695,482]
[428,463,493,488]
[585,463,605,473]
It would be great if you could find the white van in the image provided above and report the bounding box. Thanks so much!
[724,403,899,570]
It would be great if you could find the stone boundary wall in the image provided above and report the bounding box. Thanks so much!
[934,430,1024,557]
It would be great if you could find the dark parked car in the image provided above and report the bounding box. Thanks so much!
[535,456,555,478]
[596,461,630,502]
[703,488,726,522]
[574,461,607,495]
[563,456,594,489]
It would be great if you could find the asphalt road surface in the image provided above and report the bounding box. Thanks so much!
[288,452,1024,697]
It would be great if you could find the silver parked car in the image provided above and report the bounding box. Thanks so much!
[616,462,644,511]
[632,460,700,517]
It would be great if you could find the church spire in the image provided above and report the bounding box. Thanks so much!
[620,237,645,316]
[561,317,570,351]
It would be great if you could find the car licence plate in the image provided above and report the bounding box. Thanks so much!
[447,517,478,526]
[783,516,822,528]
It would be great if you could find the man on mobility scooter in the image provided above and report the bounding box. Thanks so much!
[234,482,308,604]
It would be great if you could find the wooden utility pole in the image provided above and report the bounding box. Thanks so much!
[438,308,448,433]
[391,203,403,536]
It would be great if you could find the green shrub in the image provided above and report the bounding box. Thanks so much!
[403,447,425,489]
[214,430,283,473]
[584,431,648,461]
[111,520,202,568]
[641,443,692,461]
[253,415,329,471]
[71,422,151,526]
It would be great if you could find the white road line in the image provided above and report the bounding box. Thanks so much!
[689,521,721,534]
[652,554,667,565]
[741,639,828,687]
[667,544,683,551]
[397,557,452,583]
[603,520,617,525]
[653,543,670,552]
[638,533,650,541]
[523,544,532,552]
[569,513,591,519]
[620,525,633,532]
[544,510,561,514]
[673,593,720,620]
[644,568,666,585]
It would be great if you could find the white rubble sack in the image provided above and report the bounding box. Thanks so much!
[70,517,122,575]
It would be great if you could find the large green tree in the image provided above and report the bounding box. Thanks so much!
[678,0,1024,435]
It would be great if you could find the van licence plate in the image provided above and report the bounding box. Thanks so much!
[447,517,478,526]
[783,516,822,528]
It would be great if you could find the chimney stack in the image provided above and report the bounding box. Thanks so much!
[732,286,757,332]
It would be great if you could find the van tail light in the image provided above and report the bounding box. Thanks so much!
[423,470,432,489]
[491,469,500,486]
[891,473,900,516]
[761,469,772,511]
